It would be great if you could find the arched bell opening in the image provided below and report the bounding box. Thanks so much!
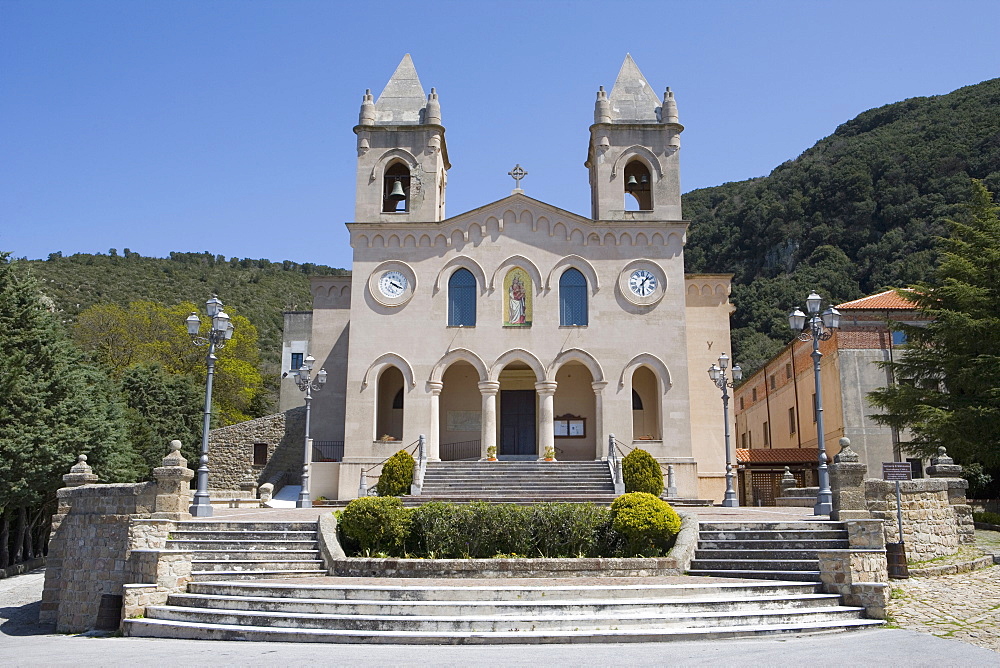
[623,160,652,211]
[375,366,404,441]
[382,162,411,213]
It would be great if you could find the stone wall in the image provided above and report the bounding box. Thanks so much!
[865,478,972,560]
[207,406,305,492]
[40,443,195,633]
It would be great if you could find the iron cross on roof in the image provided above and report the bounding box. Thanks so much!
[508,164,527,190]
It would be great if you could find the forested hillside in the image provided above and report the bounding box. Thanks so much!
[684,78,1000,372]
[20,250,348,370]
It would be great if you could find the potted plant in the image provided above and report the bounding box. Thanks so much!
[544,445,556,462]
[486,445,497,461]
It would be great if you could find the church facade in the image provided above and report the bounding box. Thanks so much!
[282,55,735,502]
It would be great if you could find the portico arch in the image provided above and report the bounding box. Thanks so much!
[489,349,546,382]
[362,353,416,390]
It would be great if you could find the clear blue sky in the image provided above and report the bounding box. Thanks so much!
[2,0,998,270]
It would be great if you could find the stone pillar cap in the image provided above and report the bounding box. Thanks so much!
[834,437,859,463]
[161,440,188,468]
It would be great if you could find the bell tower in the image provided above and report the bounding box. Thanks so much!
[585,55,683,221]
[354,54,450,223]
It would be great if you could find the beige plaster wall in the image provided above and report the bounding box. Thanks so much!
[553,362,596,460]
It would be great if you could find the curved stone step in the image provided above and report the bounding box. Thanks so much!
[688,569,822,582]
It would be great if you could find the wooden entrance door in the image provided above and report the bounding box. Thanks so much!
[500,390,536,456]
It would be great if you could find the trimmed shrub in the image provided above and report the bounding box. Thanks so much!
[530,502,612,557]
[339,496,411,555]
[973,510,1000,525]
[622,448,664,496]
[376,449,415,497]
[610,492,681,557]
[409,501,532,558]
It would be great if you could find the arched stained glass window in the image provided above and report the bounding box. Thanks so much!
[448,268,477,326]
[559,268,588,326]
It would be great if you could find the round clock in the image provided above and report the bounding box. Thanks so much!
[378,270,408,298]
[628,269,657,297]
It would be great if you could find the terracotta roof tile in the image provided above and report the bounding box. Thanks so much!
[837,289,915,310]
[736,448,820,464]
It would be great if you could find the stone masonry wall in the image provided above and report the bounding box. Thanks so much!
[40,482,157,632]
[865,479,965,560]
[207,406,305,492]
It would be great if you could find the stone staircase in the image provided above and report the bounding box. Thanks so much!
[122,577,882,643]
[167,521,327,581]
[408,461,618,504]
[688,521,850,582]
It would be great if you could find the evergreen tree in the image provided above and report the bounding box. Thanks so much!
[869,181,1000,466]
[0,253,141,566]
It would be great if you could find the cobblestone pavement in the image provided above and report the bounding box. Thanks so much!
[888,562,1000,653]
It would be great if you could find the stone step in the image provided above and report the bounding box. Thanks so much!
[404,496,620,505]
[187,580,825,602]
[689,559,819,572]
[696,539,848,550]
[168,530,318,541]
[166,540,320,551]
[167,591,846,616]
[176,521,319,531]
[141,603,868,633]
[191,560,325,572]
[191,570,327,581]
[185,550,323,561]
[698,530,848,541]
[694,549,829,561]
[418,486,616,493]
[698,521,845,531]
[124,616,883,643]
[688,569,823,582]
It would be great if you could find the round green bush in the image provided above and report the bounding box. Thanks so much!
[622,448,664,496]
[339,496,411,555]
[376,449,415,497]
[610,492,681,557]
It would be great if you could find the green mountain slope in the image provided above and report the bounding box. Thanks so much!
[21,250,347,371]
[683,78,1000,372]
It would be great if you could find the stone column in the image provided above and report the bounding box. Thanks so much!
[152,440,195,521]
[478,381,500,459]
[535,381,558,460]
[591,381,607,461]
[830,437,870,521]
[427,381,443,461]
[925,446,974,544]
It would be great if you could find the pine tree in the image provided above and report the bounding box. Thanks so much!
[869,181,1000,466]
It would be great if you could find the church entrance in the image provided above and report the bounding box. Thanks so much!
[499,390,536,456]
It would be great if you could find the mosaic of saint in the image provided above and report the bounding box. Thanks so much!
[503,267,532,327]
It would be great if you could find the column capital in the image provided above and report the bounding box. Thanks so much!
[478,380,500,395]
[591,380,608,394]
[426,380,444,395]
[534,380,558,396]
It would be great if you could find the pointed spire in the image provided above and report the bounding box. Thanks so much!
[425,87,441,125]
[607,54,661,122]
[374,54,427,124]
[358,88,375,125]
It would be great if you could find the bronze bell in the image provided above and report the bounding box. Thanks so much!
[626,175,638,191]
[640,174,649,185]
[387,179,406,201]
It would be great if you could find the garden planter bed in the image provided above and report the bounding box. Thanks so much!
[328,555,684,578]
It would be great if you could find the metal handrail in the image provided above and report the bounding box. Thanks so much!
[358,438,421,497]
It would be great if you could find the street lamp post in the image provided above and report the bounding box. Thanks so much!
[292,354,327,508]
[788,291,841,516]
[185,296,235,517]
[708,353,743,507]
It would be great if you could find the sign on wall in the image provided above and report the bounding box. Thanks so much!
[446,410,481,432]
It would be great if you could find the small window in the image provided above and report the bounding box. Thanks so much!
[785,363,792,379]
[392,388,404,410]
[892,330,907,345]
[739,396,745,410]
[253,443,268,467]
[448,268,477,326]
[789,407,797,434]
[290,353,303,370]
[769,374,776,391]
[559,268,588,326]
[906,458,923,479]
[752,388,757,402]
[632,389,643,410]
[741,432,748,448]
[763,421,770,446]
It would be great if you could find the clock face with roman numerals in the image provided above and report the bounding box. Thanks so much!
[628,269,657,297]
[378,271,408,298]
